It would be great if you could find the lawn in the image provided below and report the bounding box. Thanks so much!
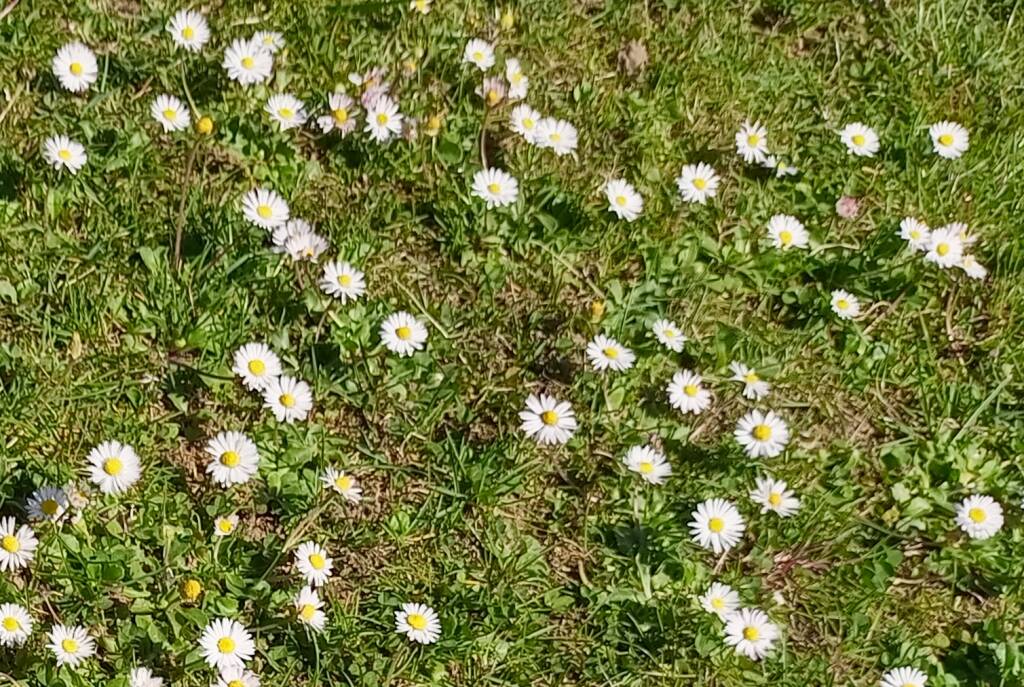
[1,0,1023,685]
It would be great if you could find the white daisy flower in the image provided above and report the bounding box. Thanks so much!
[880,667,928,687]
[129,666,164,687]
[735,409,790,459]
[623,445,672,485]
[924,225,964,268]
[699,582,739,619]
[410,0,432,13]
[294,541,333,586]
[26,485,69,522]
[667,370,712,415]
[48,624,96,667]
[223,39,273,85]
[760,154,798,177]
[263,376,313,423]
[205,431,260,487]
[463,39,495,70]
[214,668,261,687]
[724,608,779,660]
[198,618,255,672]
[395,602,441,644]
[284,229,328,262]
[735,120,768,163]
[269,218,309,253]
[379,311,428,357]
[167,10,210,52]
[476,76,507,107]
[505,57,528,99]
[0,518,37,572]
[585,334,635,372]
[689,498,746,554]
[959,255,987,280]
[150,94,190,133]
[321,468,363,503]
[830,289,861,320]
[899,217,931,252]
[319,261,366,303]
[948,221,976,247]
[265,94,307,131]
[52,42,98,92]
[471,167,519,208]
[317,92,357,135]
[86,441,142,495]
[929,121,968,159]
[364,95,403,143]
[252,31,284,53]
[675,162,719,204]
[651,319,686,352]
[839,122,880,157]
[519,394,577,445]
[294,586,326,631]
[0,603,32,647]
[750,476,800,517]
[42,135,87,174]
[241,188,289,230]
[955,494,1004,540]
[728,362,770,401]
[534,118,578,156]
[214,514,239,537]
[604,179,643,221]
[509,104,541,141]
[231,342,282,390]
[766,214,809,250]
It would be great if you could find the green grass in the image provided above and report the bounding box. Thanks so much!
[2,0,1024,685]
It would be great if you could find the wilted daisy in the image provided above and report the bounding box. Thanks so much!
[52,42,98,92]
[213,514,239,537]
[510,104,541,141]
[150,94,190,132]
[924,225,964,268]
[48,624,96,667]
[129,667,164,687]
[586,334,635,372]
[199,618,255,672]
[519,394,577,445]
[463,38,495,70]
[284,229,328,262]
[652,319,686,352]
[724,608,779,660]
[167,9,210,52]
[86,441,142,495]
[317,92,357,135]
[364,94,403,142]
[689,498,745,554]
[294,541,333,586]
[0,517,37,571]
[667,370,712,415]
[839,122,879,157]
[379,311,428,357]
[929,121,969,159]
[535,118,578,156]
[675,162,719,204]
[505,57,528,99]
[26,485,69,522]
[699,582,739,619]
[223,39,273,85]
[232,342,282,390]
[293,586,326,631]
[321,467,363,503]
[735,409,790,458]
[899,217,931,252]
[735,120,768,163]
[252,31,284,53]
[880,667,928,687]
[623,445,672,485]
[955,494,1004,540]
[395,602,441,644]
[265,94,307,130]
[959,254,987,280]
[604,179,643,221]
[471,167,519,208]
[214,668,261,687]
[241,188,289,230]
[750,476,800,517]
[761,154,798,177]
[477,76,507,107]
[206,431,260,487]
[0,603,32,647]
[42,135,87,174]
[319,261,366,303]
[263,376,313,423]
[728,362,770,401]
[830,289,861,320]
[766,214,809,250]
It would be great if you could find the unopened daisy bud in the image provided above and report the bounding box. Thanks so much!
[500,8,515,30]
[424,114,443,137]
[181,578,203,602]
[196,116,214,135]
[590,300,605,321]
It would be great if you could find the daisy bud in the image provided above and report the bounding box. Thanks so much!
[590,300,605,321]
[181,578,203,602]
[500,9,515,30]
[424,115,443,137]
[196,116,214,135]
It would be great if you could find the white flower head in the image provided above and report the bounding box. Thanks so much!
[924,225,964,268]
[223,39,273,85]
[86,441,142,495]
[761,154,798,177]
[167,10,210,52]
[463,39,495,70]
[52,42,98,92]
[728,361,770,401]
[364,95,403,142]
[959,254,987,280]
[509,104,541,142]
[48,624,96,667]
[830,289,861,320]
[214,514,239,537]
[699,582,739,619]
[317,92,358,135]
[472,168,519,208]
[0,517,37,572]
[735,120,768,163]
[675,162,719,204]
[321,467,363,503]
[294,541,333,586]
[129,666,164,687]
[477,76,507,107]
[284,229,328,262]
[840,122,880,157]
[724,608,779,660]
[955,494,1004,540]
[241,188,289,230]
[534,118,578,156]
[198,618,255,672]
[651,319,686,352]
[750,476,800,517]
[505,57,528,99]
[205,431,260,487]
[266,94,307,130]
[252,31,285,53]
[689,498,746,554]
[899,217,931,252]
[0,603,33,647]
[294,586,326,631]
[380,311,428,357]
[880,667,928,687]
[151,94,190,132]
[767,214,809,250]
[519,394,576,445]
[929,121,968,159]
[214,668,261,687]
[623,445,671,485]
[735,409,790,458]
[667,369,711,415]
[586,334,635,372]
[604,179,643,221]
[232,342,282,390]
[319,261,366,303]
[263,376,313,423]
[42,135,87,174]
[395,602,441,644]
[26,485,69,522]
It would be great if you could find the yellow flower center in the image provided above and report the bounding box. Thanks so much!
[639,461,654,474]
[257,204,273,219]
[615,195,627,206]
[663,328,675,338]
[708,517,724,533]
[549,132,562,143]
[62,638,79,653]
[217,637,235,653]
[197,116,214,135]
[851,134,865,146]
[511,73,522,84]
[522,117,535,129]
[746,134,760,146]
[229,682,245,687]
[338,273,352,286]
[540,410,559,426]
[1,535,18,553]
[220,451,240,467]
[938,133,953,146]
[396,326,412,340]
[743,626,760,641]
[744,372,758,383]
[910,230,921,239]
[309,553,326,569]
[241,56,255,69]
[692,178,707,190]
[752,424,772,441]
[163,108,177,121]
[334,475,353,491]
[2,616,18,631]
[104,457,123,476]
[486,89,500,105]
[182,26,195,40]
[407,613,428,630]
[936,243,950,256]
[836,299,849,310]
[415,0,427,9]
[768,492,782,507]
[332,108,349,124]
[280,393,296,408]
[300,604,316,621]
[279,107,294,120]
[710,597,724,610]
[217,519,234,533]
[779,230,793,246]
[41,499,59,515]
[683,384,699,397]
[58,149,72,160]
[376,113,389,125]
[968,507,986,523]
[263,36,274,45]
[603,347,619,359]
[487,182,501,194]
[182,579,202,600]
[472,51,484,62]
[69,62,83,76]
[247,359,266,375]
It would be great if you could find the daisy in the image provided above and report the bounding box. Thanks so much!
[395,602,441,644]
[505,57,528,99]
[880,667,928,687]
[734,409,790,458]
[699,583,739,619]
[519,394,577,445]
[263,376,313,423]
[205,431,260,487]
[735,120,768,163]
[52,42,98,92]
[955,494,1004,540]
[959,255,987,280]
[471,167,519,208]
[379,311,428,357]
[215,668,261,687]
[48,624,96,667]
[150,94,190,132]
[750,476,801,517]
[410,0,432,13]
[364,94,403,142]
[294,587,326,631]
[924,225,964,268]
[463,38,495,70]
[839,122,880,157]
[86,441,142,495]
[675,162,719,204]
[129,667,164,687]
[766,214,809,250]
[265,94,307,131]
[929,121,969,159]
[319,261,366,303]
[689,498,746,554]
[214,514,239,537]
[666,370,712,415]
[167,9,210,52]
[949,221,976,247]
[198,618,255,672]
[294,541,333,586]
[284,229,328,261]
[534,118,578,156]
[622,445,672,485]
[317,92,357,135]
[270,217,309,253]
[509,104,541,141]
[604,179,643,222]
[760,155,798,177]
[477,77,507,107]
[321,467,363,503]
[651,319,686,352]
[222,39,273,86]
[232,342,282,390]
[26,485,69,521]
[586,334,635,372]
[241,188,289,230]
[724,608,779,660]
[0,603,32,647]
[252,31,284,53]
[899,217,931,252]
[42,135,87,174]
[830,289,861,320]
[728,362,770,401]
